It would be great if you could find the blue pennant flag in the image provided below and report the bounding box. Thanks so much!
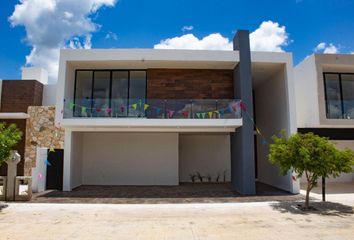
[261,138,268,145]
[156,107,161,115]
[45,159,52,166]
[219,109,225,117]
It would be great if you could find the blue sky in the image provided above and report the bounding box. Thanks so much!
[1,0,354,82]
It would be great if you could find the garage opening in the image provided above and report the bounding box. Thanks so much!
[70,132,179,188]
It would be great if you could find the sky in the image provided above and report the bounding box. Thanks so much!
[0,0,354,83]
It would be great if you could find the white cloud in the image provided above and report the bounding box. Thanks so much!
[154,21,289,52]
[182,25,193,31]
[105,31,118,40]
[314,42,339,54]
[9,0,117,83]
[154,33,232,50]
[249,21,289,52]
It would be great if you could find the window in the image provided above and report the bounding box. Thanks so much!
[93,71,110,117]
[112,71,129,117]
[74,71,93,117]
[342,74,354,119]
[73,70,147,117]
[128,71,146,117]
[324,73,354,119]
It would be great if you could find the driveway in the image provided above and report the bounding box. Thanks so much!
[0,201,353,240]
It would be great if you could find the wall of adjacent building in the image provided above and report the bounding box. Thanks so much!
[294,55,320,128]
[0,80,44,176]
[254,67,295,192]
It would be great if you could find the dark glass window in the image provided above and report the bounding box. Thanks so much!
[324,74,342,119]
[324,73,354,119]
[342,74,354,119]
[112,71,129,117]
[75,71,92,117]
[93,71,111,117]
[128,71,146,117]
[73,70,146,117]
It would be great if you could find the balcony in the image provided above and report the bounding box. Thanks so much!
[60,99,243,132]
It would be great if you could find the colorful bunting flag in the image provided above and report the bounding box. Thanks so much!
[182,111,189,118]
[196,113,201,119]
[168,110,175,118]
[144,104,149,111]
[120,105,125,113]
[49,147,55,152]
[131,104,137,110]
[96,107,102,113]
[261,138,268,145]
[219,109,225,117]
[45,159,52,166]
[256,127,262,135]
[106,108,112,114]
[81,106,87,115]
[156,108,161,115]
[240,102,247,111]
[208,112,213,118]
[201,113,206,119]
[38,173,43,180]
[69,103,75,110]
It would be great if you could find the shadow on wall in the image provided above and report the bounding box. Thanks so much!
[270,201,354,217]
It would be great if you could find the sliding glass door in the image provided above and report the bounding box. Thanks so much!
[74,70,146,117]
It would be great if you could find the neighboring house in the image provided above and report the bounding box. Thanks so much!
[0,69,45,176]
[294,54,354,183]
[55,31,299,194]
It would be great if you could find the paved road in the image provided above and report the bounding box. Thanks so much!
[0,201,353,240]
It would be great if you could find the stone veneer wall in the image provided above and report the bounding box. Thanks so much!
[24,106,64,176]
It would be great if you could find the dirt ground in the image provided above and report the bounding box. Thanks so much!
[0,201,353,240]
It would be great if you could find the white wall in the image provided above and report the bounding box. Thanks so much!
[81,132,179,185]
[254,68,294,192]
[294,55,320,128]
[179,134,231,182]
[70,132,83,189]
[42,84,57,106]
[31,148,48,193]
[22,67,49,85]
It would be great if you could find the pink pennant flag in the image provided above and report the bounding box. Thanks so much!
[96,107,102,113]
[240,102,247,111]
[120,105,125,113]
[182,111,189,118]
[106,108,112,114]
[168,110,175,118]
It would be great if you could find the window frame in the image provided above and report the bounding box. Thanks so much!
[323,72,354,119]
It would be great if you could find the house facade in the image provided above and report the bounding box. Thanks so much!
[54,31,299,194]
[294,54,354,182]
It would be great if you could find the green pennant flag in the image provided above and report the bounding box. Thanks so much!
[131,104,137,110]
[144,104,149,111]
[81,106,87,115]
[208,112,213,118]
[196,113,201,119]
[69,103,75,110]
[201,113,206,119]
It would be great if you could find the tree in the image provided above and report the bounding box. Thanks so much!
[0,123,22,167]
[268,131,354,209]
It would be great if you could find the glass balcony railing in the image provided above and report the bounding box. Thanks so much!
[63,99,242,119]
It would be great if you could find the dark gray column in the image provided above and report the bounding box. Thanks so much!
[231,30,256,195]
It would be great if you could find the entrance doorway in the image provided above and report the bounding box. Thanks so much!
[46,149,64,190]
